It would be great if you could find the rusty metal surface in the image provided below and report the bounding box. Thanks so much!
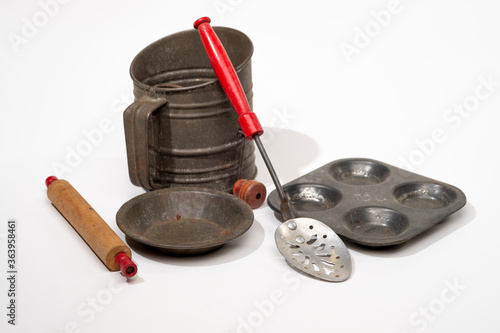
[116,187,254,255]
[123,27,257,192]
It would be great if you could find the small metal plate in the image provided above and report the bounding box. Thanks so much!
[275,218,352,282]
[116,187,254,255]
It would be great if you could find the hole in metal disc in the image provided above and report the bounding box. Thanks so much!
[307,234,318,245]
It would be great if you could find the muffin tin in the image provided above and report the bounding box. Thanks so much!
[267,158,467,247]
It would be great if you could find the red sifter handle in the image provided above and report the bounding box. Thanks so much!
[194,17,263,140]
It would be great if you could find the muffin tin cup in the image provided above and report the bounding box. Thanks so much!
[267,158,467,247]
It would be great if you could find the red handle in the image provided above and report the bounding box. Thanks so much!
[114,252,137,278]
[194,17,263,140]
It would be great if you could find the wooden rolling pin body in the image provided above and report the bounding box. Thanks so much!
[46,178,133,274]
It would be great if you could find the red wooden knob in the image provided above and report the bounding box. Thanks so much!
[233,179,266,209]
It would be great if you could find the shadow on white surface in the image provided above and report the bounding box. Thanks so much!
[346,202,476,257]
[125,219,266,267]
[255,127,321,184]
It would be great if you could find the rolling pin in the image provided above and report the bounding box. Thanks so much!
[45,176,137,278]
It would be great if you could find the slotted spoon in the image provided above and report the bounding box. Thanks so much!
[194,17,352,282]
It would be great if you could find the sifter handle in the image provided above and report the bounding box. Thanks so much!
[194,17,263,140]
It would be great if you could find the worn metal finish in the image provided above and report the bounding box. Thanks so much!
[116,187,254,255]
[267,158,467,247]
[275,218,352,282]
[124,27,257,192]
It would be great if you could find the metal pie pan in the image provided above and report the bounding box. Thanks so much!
[116,187,254,255]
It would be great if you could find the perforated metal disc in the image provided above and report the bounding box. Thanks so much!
[275,218,352,282]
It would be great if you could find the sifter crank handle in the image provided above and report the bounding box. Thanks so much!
[194,17,263,140]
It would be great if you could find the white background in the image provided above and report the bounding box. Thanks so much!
[1,0,499,332]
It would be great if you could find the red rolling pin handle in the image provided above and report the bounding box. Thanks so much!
[114,253,137,278]
[194,17,263,140]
